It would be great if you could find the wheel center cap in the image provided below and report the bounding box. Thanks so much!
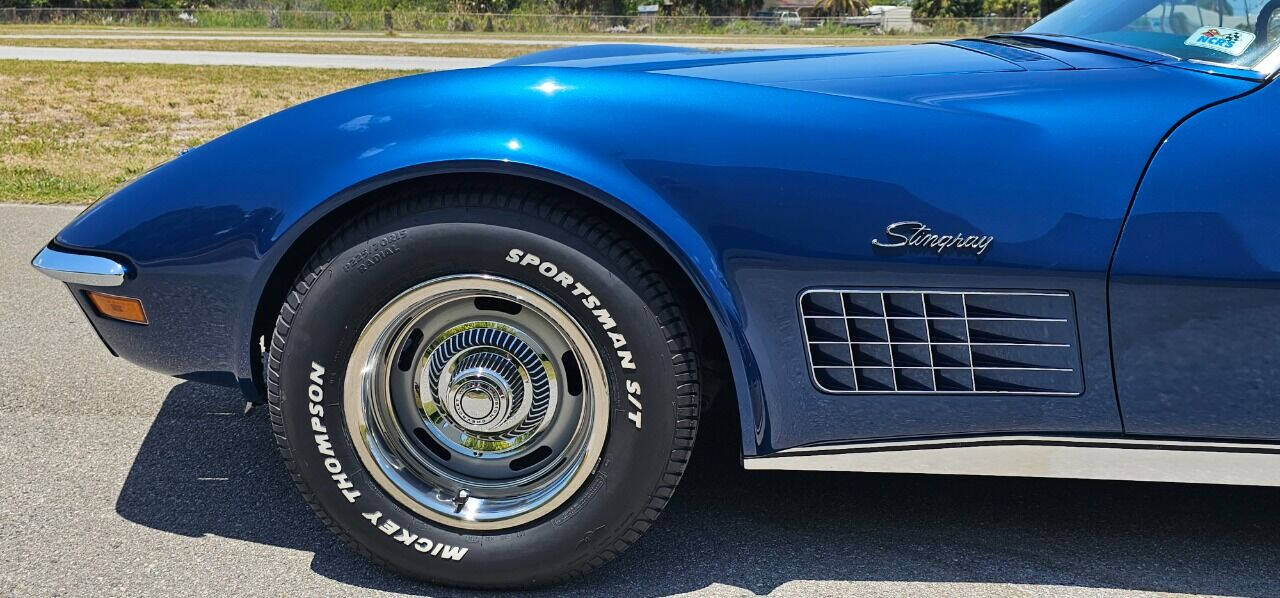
[422,326,552,449]
[456,384,498,422]
[442,359,520,434]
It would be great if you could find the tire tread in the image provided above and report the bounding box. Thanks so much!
[265,181,700,587]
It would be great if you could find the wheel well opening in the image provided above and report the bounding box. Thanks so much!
[249,172,737,423]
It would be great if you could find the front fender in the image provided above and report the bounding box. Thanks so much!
[53,66,770,453]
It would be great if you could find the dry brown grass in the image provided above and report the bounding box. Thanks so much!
[0,60,407,204]
[0,25,945,45]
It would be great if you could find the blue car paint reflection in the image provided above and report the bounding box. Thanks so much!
[47,37,1278,456]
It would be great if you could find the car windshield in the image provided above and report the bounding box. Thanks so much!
[1025,0,1280,70]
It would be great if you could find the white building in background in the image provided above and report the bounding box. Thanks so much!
[868,5,915,29]
[756,1,916,31]
[841,5,916,31]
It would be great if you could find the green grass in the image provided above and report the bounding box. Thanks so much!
[0,24,950,45]
[0,60,408,204]
[0,10,1013,37]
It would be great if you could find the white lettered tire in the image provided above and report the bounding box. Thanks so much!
[267,182,700,587]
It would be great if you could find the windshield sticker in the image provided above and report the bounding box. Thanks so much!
[1185,27,1256,57]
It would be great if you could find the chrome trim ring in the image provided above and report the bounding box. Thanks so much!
[31,246,126,286]
[344,274,609,530]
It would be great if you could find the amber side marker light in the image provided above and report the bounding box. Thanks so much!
[87,291,148,325]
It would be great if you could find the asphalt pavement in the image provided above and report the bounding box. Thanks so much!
[2,203,1279,597]
[0,45,498,70]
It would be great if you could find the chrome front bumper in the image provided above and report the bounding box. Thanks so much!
[31,246,126,287]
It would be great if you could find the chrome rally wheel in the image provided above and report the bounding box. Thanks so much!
[344,275,609,530]
[267,184,701,588]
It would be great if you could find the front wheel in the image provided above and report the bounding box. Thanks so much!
[266,184,700,587]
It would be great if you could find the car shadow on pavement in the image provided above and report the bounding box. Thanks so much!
[117,381,1280,597]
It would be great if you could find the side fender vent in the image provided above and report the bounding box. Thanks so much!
[800,289,1083,395]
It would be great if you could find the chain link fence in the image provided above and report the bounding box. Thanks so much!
[0,8,1036,36]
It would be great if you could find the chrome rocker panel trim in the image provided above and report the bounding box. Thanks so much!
[31,246,126,287]
[743,435,1280,487]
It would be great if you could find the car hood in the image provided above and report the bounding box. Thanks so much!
[499,40,1146,97]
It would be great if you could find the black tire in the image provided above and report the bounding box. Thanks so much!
[266,182,700,588]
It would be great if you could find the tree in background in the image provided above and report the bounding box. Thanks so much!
[3,0,186,6]
[701,0,765,16]
[911,0,983,18]
[982,0,1035,16]
[815,0,868,16]
[0,0,1068,15]
[913,0,1048,17]
[1039,0,1067,15]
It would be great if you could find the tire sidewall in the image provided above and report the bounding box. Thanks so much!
[276,206,680,586]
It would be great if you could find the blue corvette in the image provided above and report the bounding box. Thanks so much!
[29,0,1280,587]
